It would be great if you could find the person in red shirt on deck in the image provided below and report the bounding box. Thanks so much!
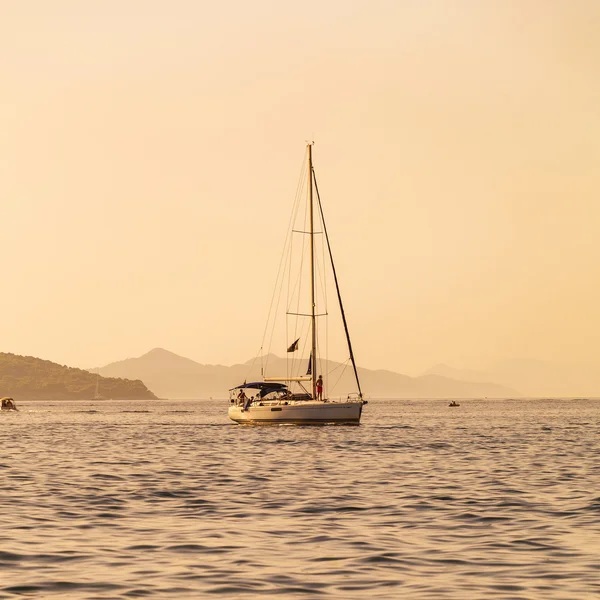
[316,375,323,400]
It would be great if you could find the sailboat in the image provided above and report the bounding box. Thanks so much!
[228,144,367,425]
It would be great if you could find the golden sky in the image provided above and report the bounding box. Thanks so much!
[1,0,599,374]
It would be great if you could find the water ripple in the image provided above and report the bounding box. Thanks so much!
[1,398,599,598]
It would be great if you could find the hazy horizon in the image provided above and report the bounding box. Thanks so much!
[3,1,599,378]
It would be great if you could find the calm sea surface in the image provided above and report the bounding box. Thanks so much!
[1,398,599,599]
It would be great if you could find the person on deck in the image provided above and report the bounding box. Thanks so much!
[316,375,323,400]
[237,390,247,406]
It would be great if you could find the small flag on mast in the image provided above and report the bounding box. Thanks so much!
[287,338,300,353]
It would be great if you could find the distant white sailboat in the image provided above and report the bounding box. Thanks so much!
[228,144,367,425]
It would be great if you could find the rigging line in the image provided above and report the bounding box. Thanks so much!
[314,243,329,326]
[286,163,309,360]
[312,167,364,399]
[287,157,307,306]
[286,222,308,371]
[284,155,308,376]
[290,174,309,359]
[286,184,294,381]
[330,360,351,395]
[286,240,319,317]
[269,193,300,374]
[266,245,290,375]
[284,191,304,380]
[319,204,329,388]
[327,358,350,374]
[286,244,312,379]
[245,345,266,383]
[261,154,307,351]
[286,241,308,313]
[287,160,307,374]
[264,155,308,376]
[309,167,329,389]
[282,219,298,381]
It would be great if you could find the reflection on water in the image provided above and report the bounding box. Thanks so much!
[1,398,599,598]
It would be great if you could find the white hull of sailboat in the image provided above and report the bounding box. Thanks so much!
[228,400,364,425]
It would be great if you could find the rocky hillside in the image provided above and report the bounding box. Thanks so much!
[0,352,157,400]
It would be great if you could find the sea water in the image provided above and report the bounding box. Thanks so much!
[1,398,599,599]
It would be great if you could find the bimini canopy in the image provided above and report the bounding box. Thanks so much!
[229,381,288,398]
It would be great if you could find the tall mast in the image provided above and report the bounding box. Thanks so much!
[308,143,317,400]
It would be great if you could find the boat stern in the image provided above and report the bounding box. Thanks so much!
[228,405,249,423]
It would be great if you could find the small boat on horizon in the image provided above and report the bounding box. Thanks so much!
[1,397,18,411]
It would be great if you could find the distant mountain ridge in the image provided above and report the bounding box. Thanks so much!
[95,348,518,399]
[0,352,156,400]
[426,359,600,397]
